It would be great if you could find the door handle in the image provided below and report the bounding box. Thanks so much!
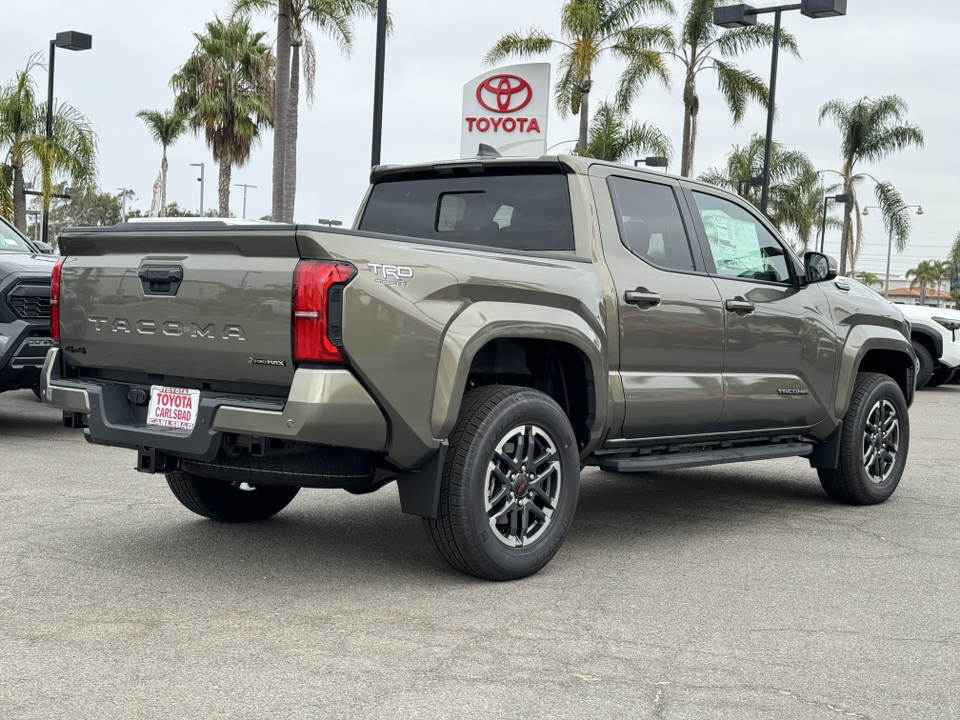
[725,299,755,314]
[624,289,661,307]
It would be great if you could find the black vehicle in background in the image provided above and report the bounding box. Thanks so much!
[0,215,57,398]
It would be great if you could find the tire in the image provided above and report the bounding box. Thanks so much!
[912,339,934,388]
[818,372,909,505]
[166,470,299,522]
[423,385,580,581]
[926,366,956,388]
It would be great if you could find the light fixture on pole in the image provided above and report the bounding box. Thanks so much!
[317,219,343,227]
[634,156,669,170]
[713,1,846,216]
[737,176,764,197]
[861,204,923,298]
[189,163,205,217]
[819,193,853,253]
[233,183,257,219]
[41,30,93,246]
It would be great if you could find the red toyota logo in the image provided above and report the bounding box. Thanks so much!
[476,74,532,114]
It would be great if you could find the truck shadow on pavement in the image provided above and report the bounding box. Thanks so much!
[86,461,836,587]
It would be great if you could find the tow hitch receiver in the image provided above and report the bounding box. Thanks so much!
[137,446,179,474]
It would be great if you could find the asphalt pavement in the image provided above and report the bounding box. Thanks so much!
[1,386,958,719]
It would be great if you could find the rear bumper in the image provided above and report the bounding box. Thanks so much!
[41,348,388,460]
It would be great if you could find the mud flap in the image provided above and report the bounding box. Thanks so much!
[396,440,448,518]
[808,421,843,470]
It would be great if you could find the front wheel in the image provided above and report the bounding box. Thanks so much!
[166,470,300,522]
[423,386,580,581]
[912,340,934,388]
[818,372,909,505]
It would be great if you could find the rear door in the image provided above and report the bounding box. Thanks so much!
[682,187,837,431]
[592,168,725,438]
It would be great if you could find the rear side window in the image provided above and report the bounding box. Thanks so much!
[607,177,695,272]
[359,174,574,252]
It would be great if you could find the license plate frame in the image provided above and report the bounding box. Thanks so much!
[146,385,201,432]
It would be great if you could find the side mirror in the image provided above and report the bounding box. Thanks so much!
[804,251,837,283]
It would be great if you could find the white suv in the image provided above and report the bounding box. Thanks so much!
[895,303,960,388]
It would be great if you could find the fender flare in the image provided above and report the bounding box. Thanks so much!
[429,302,607,452]
[911,323,943,359]
[835,326,915,418]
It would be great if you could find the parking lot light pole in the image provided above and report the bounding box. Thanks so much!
[819,193,853,253]
[370,0,388,167]
[234,183,257,219]
[42,30,92,246]
[713,2,846,216]
[634,156,669,170]
[862,204,923,298]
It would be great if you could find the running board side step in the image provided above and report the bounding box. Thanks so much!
[599,442,814,473]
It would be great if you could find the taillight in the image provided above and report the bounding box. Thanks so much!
[51,256,66,343]
[292,260,356,363]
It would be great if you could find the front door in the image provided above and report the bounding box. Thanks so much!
[684,188,837,432]
[594,172,726,439]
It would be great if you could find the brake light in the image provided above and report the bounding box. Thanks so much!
[51,256,66,343]
[292,260,356,363]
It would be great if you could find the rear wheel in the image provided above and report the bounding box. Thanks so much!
[912,340,934,388]
[818,372,909,505]
[424,386,580,581]
[926,366,956,388]
[166,470,299,522]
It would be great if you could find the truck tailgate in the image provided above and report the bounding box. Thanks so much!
[58,227,299,387]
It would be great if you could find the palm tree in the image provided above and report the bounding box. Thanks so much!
[581,100,672,163]
[0,164,12,219]
[485,0,676,154]
[233,0,382,223]
[819,95,924,275]
[906,260,940,307]
[171,16,275,218]
[698,134,825,249]
[669,0,798,177]
[135,109,187,217]
[856,271,881,289]
[0,54,98,232]
[945,231,960,294]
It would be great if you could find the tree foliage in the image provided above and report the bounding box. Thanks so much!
[0,54,97,232]
[171,15,275,218]
[669,0,798,177]
[906,259,941,307]
[580,100,672,164]
[698,134,827,250]
[485,0,676,153]
[232,0,384,222]
[818,95,924,274]
[135,108,187,217]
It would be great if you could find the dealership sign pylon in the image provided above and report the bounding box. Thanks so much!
[460,63,550,158]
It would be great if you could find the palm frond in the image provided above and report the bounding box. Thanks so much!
[484,29,554,66]
[712,59,768,125]
[713,23,799,59]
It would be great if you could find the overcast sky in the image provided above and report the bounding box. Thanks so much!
[5,0,957,277]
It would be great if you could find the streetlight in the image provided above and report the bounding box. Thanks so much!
[317,219,343,227]
[737,176,764,197]
[370,0,388,167]
[41,30,93,246]
[713,1,846,216]
[634,156,669,170]
[861,204,923,298]
[189,163,205,217]
[819,192,853,252]
[234,183,257,219]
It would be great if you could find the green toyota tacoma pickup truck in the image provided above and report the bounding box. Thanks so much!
[42,154,915,580]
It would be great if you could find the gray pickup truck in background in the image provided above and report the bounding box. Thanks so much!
[42,154,915,580]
